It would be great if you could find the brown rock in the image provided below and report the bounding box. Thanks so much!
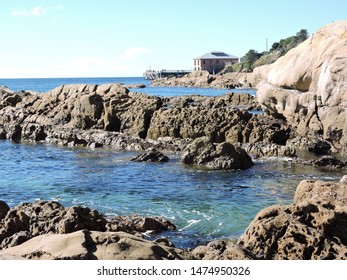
[191,239,255,260]
[239,179,347,259]
[0,200,107,249]
[0,200,10,220]
[244,142,296,158]
[257,20,347,152]
[70,93,104,129]
[106,214,176,234]
[150,70,214,88]
[0,83,161,142]
[147,104,252,143]
[181,136,254,170]
[0,230,191,260]
[340,175,347,183]
[150,70,260,89]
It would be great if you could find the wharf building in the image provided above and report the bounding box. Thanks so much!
[193,51,239,74]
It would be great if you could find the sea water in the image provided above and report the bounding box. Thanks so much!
[0,77,342,248]
[0,77,255,97]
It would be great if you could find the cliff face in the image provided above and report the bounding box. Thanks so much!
[257,20,347,152]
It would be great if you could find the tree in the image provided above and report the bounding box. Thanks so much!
[296,29,308,42]
[244,49,259,62]
[271,42,280,51]
[242,49,259,71]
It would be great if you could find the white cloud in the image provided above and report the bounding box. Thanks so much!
[12,6,47,17]
[31,6,47,16]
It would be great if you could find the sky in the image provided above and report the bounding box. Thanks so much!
[1,0,346,78]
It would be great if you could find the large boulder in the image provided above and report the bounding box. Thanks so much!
[0,200,107,249]
[238,179,347,259]
[257,20,347,153]
[70,93,104,129]
[0,230,191,260]
[181,136,254,170]
[147,99,253,143]
[0,83,161,141]
[0,200,178,252]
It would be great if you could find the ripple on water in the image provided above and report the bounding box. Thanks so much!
[0,140,344,248]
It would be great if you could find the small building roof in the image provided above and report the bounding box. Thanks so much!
[194,51,239,60]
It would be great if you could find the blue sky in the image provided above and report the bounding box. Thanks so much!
[1,0,346,78]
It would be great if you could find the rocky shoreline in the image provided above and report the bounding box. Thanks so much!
[1,20,347,259]
[150,66,269,89]
[1,177,346,260]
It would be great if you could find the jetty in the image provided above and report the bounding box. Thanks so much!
[143,69,191,80]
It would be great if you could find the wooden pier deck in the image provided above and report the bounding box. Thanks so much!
[143,69,192,80]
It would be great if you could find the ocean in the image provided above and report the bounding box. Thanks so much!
[0,77,254,97]
[0,77,343,248]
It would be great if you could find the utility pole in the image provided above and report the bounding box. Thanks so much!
[266,38,268,52]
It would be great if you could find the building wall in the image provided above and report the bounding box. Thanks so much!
[193,59,201,71]
[193,58,238,73]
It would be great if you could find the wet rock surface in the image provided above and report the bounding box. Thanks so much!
[130,149,169,162]
[298,155,346,169]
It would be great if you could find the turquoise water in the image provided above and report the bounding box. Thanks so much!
[0,141,343,248]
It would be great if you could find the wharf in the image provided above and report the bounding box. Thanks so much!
[143,69,191,80]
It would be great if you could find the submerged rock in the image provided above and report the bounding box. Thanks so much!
[295,155,347,169]
[125,83,146,89]
[106,214,176,235]
[130,149,169,162]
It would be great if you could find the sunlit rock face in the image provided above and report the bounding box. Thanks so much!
[257,20,347,152]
